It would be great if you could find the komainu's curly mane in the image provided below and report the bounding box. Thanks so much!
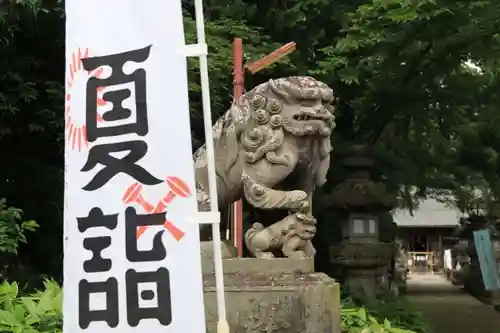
[193,76,335,211]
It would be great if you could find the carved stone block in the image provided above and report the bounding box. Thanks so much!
[200,240,237,260]
[330,242,393,268]
[203,258,341,333]
[203,256,314,275]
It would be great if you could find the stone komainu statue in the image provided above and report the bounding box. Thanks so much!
[193,76,335,258]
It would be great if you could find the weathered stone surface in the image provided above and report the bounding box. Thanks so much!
[202,256,314,275]
[203,258,340,333]
[200,240,237,260]
[330,242,393,296]
[330,242,393,268]
[194,76,336,259]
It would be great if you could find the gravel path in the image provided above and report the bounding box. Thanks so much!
[406,274,500,333]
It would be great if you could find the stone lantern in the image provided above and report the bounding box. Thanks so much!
[327,145,395,296]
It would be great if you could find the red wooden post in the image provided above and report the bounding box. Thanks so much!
[231,38,244,257]
[233,38,244,99]
[245,42,296,74]
[230,39,297,258]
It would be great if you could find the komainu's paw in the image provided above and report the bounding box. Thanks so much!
[296,213,316,224]
[286,250,307,259]
[251,222,265,230]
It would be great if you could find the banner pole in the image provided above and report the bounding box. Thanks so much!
[194,0,228,332]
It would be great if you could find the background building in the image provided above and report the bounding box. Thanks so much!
[393,199,463,272]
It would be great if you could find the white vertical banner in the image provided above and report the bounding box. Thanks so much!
[64,1,206,332]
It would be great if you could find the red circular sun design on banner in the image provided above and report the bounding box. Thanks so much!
[65,47,108,152]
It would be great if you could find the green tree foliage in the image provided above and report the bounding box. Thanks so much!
[0,199,38,256]
[2,0,500,278]
[311,0,500,209]
[0,199,39,283]
[182,9,291,147]
[0,0,64,278]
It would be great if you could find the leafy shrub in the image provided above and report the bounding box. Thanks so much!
[341,306,417,333]
[0,279,62,333]
[0,199,38,256]
[341,292,430,333]
[0,199,40,283]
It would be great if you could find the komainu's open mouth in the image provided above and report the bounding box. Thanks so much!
[283,112,335,137]
[293,115,317,121]
[292,112,334,123]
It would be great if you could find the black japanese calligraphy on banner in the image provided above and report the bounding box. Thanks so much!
[125,268,172,327]
[81,141,162,191]
[82,236,112,273]
[125,207,167,262]
[77,207,118,273]
[77,207,119,329]
[65,1,208,330]
[77,207,118,232]
[81,45,151,142]
[79,278,119,329]
[75,206,173,329]
[80,45,162,192]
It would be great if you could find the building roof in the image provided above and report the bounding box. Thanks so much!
[393,198,463,227]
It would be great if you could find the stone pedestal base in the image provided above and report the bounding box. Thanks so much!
[330,242,392,296]
[344,268,388,296]
[202,257,340,333]
[200,240,237,260]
